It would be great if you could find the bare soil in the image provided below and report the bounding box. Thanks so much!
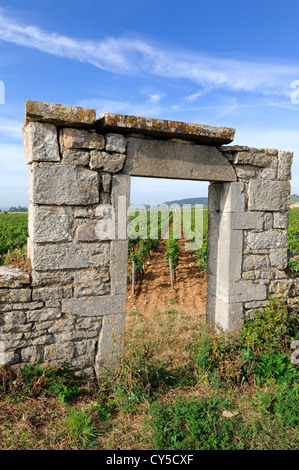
[126,238,207,318]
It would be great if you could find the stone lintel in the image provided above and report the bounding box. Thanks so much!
[24,100,96,128]
[95,112,235,145]
[124,137,236,181]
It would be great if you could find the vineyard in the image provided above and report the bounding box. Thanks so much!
[0,213,28,265]
[1,208,299,276]
[127,207,208,292]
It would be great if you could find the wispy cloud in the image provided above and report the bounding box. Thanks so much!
[0,117,23,139]
[0,8,299,98]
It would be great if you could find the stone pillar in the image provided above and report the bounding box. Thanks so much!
[21,101,130,378]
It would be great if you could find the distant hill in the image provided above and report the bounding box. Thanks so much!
[163,197,208,208]
[290,194,299,205]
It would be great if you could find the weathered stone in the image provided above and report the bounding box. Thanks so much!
[105,133,127,153]
[269,279,293,297]
[269,248,287,269]
[209,211,264,230]
[0,267,30,288]
[260,168,277,180]
[235,166,257,180]
[0,289,31,303]
[124,138,236,181]
[24,100,96,127]
[96,112,235,145]
[73,207,94,218]
[4,311,26,326]
[44,342,75,364]
[61,294,125,317]
[233,150,274,168]
[89,132,105,150]
[277,151,293,180]
[21,346,43,364]
[62,150,90,166]
[29,205,73,242]
[73,267,110,298]
[111,240,129,295]
[60,128,105,150]
[95,313,126,379]
[31,271,74,287]
[74,339,97,357]
[243,254,269,271]
[29,163,99,205]
[264,213,273,231]
[208,182,244,212]
[75,222,97,241]
[23,122,60,164]
[246,230,287,250]
[90,151,126,173]
[27,308,61,322]
[207,224,243,281]
[273,212,289,229]
[60,128,91,149]
[100,174,112,193]
[111,174,131,240]
[248,180,290,211]
[31,242,110,271]
[32,287,73,301]
[76,316,103,331]
[10,301,44,310]
[207,275,267,303]
[206,293,243,332]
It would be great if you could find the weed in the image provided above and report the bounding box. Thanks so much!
[0,362,80,402]
[148,395,236,450]
[66,407,97,444]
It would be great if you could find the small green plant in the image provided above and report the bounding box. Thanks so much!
[66,407,97,444]
[189,299,299,386]
[149,396,236,450]
[165,238,180,278]
[195,237,207,272]
[0,363,80,402]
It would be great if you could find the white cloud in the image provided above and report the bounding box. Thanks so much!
[77,98,165,117]
[0,8,299,98]
[0,117,23,139]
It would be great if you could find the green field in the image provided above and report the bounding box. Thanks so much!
[0,213,28,262]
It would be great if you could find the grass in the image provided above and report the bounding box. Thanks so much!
[0,299,298,450]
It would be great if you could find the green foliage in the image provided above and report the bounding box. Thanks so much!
[8,206,28,213]
[255,382,299,426]
[149,396,236,450]
[241,298,299,354]
[164,238,180,271]
[195,236,207,271]
[0,213,28,258]
[189,299,299,386]
[66,408,97,443]
[0,362,80,403]
[252,352,298,385]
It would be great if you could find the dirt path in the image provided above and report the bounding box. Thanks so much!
[126,237,207,317]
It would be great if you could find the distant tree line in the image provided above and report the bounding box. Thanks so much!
[1,206,28,213]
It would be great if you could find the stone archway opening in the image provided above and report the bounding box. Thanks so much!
[126,176,209,319]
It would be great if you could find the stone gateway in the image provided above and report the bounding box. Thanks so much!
[0,100,296,379]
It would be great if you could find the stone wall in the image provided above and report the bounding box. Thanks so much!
[206,145,296,331]
[0,100,297,379]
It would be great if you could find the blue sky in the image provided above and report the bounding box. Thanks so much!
[1,0,299,206]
